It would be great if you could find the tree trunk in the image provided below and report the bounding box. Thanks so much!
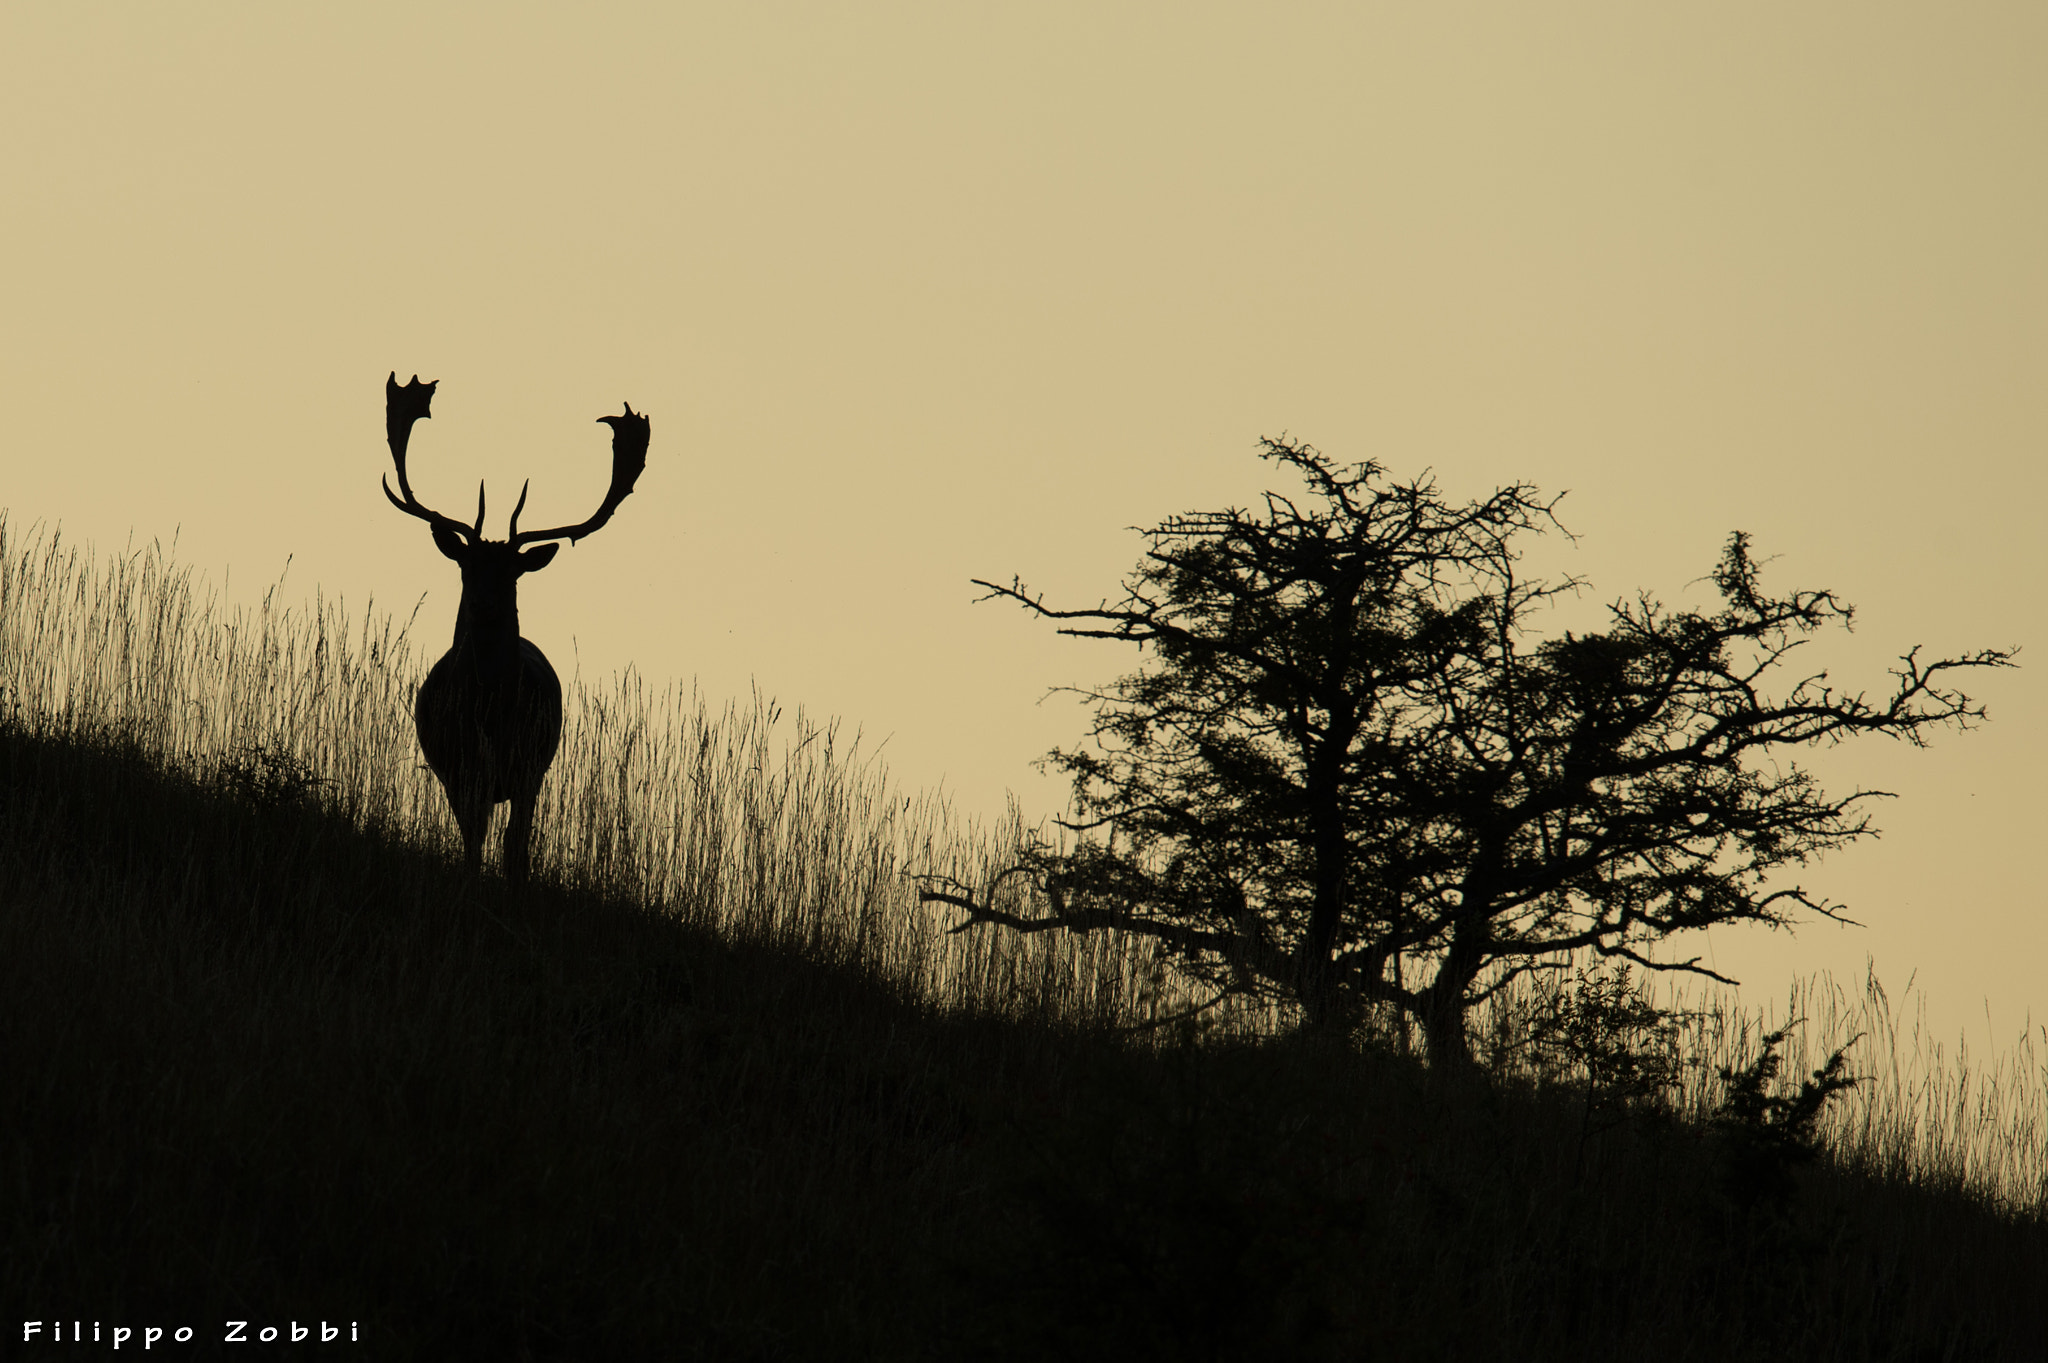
[1418,920,1485,1071]
[1421,1000,1472,1070]
[1297,953,1339,1033]
[1298,732,1352,1034]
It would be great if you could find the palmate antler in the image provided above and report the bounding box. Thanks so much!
[382,373,460,528]
[380,373,650,545]
[510,403,651,547]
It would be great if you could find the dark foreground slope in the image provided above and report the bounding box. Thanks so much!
[2,723,2043,1361]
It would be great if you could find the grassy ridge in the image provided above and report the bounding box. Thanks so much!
[0,720,1020,1358]
[2,517,2045,1359]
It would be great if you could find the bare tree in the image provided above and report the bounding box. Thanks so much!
[382,373,650,886]
[922,438,2014,1065]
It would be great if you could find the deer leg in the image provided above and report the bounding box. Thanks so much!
[443,775,487,880]
[460,807,485,879]
[507,781,548,888]
[504,787,540,889]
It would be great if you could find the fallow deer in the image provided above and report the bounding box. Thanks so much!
[382,372,650,885]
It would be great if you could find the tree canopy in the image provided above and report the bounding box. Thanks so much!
[923,438,2015,1065]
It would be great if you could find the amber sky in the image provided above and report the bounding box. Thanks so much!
[2,4,2040,1047]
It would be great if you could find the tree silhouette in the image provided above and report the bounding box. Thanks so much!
[923,438,2015,1066]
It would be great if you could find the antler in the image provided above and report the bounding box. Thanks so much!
[381,372,482,540]
[510,402,652,547]
[381,376,649,546]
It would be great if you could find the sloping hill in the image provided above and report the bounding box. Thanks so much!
[3,722,2044,1361]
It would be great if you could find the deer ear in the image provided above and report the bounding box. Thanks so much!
[519,543,560,575]
[430,522,466,562]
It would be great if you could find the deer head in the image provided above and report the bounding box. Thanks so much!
[381,372,650,657]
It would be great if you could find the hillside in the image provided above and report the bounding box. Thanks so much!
[4,718,2046,1361]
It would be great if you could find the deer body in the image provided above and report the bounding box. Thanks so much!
[415,599,563,884]
[381,373,648,886]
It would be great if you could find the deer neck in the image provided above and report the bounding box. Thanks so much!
[450,590,523,683]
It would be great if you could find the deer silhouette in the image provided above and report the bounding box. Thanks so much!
[382,373,650,886]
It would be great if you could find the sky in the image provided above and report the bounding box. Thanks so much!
[2,3,2041,1052]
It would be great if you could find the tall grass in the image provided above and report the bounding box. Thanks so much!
[1694,966,2048,1217]
[0,518,434,833]
[1464,957,2048,1219]
[0,512,1153,1029]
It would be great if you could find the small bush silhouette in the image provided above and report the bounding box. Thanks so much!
[1528,965,1698,1180]
[1714,1024,1861,1213]
[209,741,332,813]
